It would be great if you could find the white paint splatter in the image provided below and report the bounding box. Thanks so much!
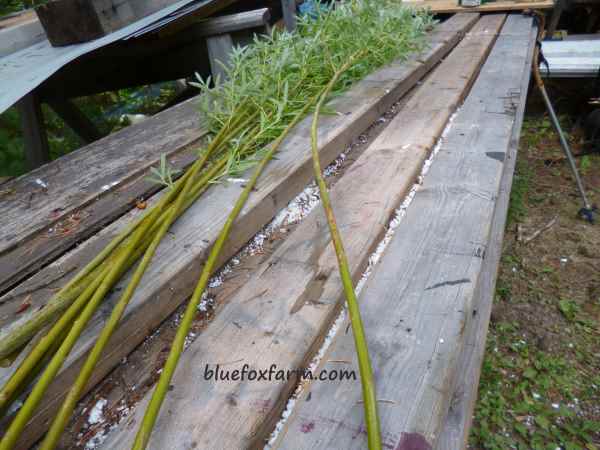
[88,398,107,425]
[34,178,48,189]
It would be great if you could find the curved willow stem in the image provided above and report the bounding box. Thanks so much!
[130,94,320,450]
[39,119,253,450]
[0,113,248,450]
[310,52,382,450]
[0,110,255,363]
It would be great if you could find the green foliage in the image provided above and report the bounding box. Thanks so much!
[558,299,580,322]
[0,0,26,17]
[472,324,600,450]
[580,155,591,174]
[192,0,433,180]
[507,153,532,225]
[146,154,179,189]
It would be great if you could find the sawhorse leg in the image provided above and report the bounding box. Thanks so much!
[16,91,50,170]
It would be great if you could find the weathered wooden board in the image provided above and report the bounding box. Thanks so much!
[277,14,534,450]
[98,14,498,450]
[195,8,270,37]
[0,96,207,294]
[404,0,553,13]
[0,14,477,448]
[436,18,536,450]
[0,11,45,58]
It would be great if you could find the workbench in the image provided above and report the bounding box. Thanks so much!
[0,11,535,450]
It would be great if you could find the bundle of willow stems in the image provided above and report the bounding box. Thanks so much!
[0,1,432,449]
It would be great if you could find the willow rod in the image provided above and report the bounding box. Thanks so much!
[130,91,322,450]
[39,116,265,450]
[0,111,252,450]
[0,119,245,419]
[0,110,255,363]
[310,51,382,450]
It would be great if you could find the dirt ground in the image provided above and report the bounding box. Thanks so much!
[470,87,600,450]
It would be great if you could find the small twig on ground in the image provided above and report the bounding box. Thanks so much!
[519,215,558,244]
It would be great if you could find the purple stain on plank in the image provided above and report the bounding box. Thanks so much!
[395,432,432,450]
[250,399,271,414]
[300,421,315,433]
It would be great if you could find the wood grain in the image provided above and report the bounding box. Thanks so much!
[277,15,534,450]
[97,14,495,450]
[404,0,553,13]
[0,15,478,448]
[436,16,537,450]
[0,95,207,294]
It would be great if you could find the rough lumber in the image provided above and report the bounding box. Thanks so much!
[403,0,553,13]
[281,0,296,32]
[35,0,135,46]
[278,14,534,450]
[98,14,496,450]
[195,8,270,37]
[0,14,477,448]
[436,18,536,450]
[207,33,235,80]
[0,96,207,294]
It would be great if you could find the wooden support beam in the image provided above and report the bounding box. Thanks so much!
[207,33,235,81]
[204,9,271,80]
[547,0,566,37]
[281,0,297,32]
[16,92,50,170]
[48,99,104,144]
[194,8,271,37]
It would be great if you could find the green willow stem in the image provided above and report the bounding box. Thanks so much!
[0,151,233,413]
[310,52,382,450]
[0,110,255,363]
[39,116,246,450]
[0,114,248,450]
[131,95,320,450]
[0,214,160,450]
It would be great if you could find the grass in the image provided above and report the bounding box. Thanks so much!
[472,323,600,450]
[471,115,600,450]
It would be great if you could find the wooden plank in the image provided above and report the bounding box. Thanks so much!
[0,95,208,294]
[194,8,270,37]
[0,14,479,449]
[404,0,553,12]
[436,17,537,450]
[36,0,135,46]
[98,14,497,450]
[0,17,476,445]
[16,91,50,170]
[277,14,534,450]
